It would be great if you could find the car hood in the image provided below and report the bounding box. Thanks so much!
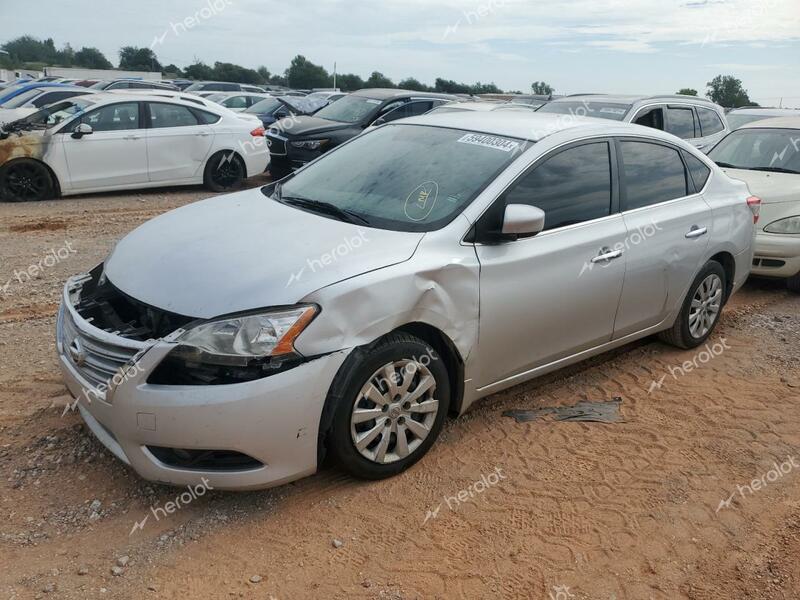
[104,189,424,319]
[270,115,354,138]
[0,107,35,126]
[722,168,800,204]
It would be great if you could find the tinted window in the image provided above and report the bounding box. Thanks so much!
[621,141,688,209]
[666,107,696,139]
[81,102,140,131]
[106,82,130,90]
[381,101,434,123]
[246,98,282,114]
[193,109,221,124]
[224,96,248,109]
[149,103,200,127]
[633,106,664,130]
[698,107,724,136]
[32,90,86,107]
[683,152,712,191]
[504,142,612,231]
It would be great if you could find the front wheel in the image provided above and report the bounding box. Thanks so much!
[659,261,726,349]
[327,333,450,480]
[203,151,245,192]
[787,272,800,294]
[0,159,55,202]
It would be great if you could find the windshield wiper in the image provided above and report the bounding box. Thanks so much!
[282,196,371,226]
[749,166,800,175]
[714,161,741,169]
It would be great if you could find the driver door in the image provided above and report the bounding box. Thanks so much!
[61,101,149,190]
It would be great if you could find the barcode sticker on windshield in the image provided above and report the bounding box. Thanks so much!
[457,133,519,153]
[599,107,627,115]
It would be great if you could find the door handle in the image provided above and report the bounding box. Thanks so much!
[685,226,708,239]
[195,132,211,137]
[123,134,141,141]
[591,247,623,263]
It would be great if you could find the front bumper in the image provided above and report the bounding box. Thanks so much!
[751,232,800,278]
[56,290,349,491]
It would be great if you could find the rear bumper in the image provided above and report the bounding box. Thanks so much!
[751,232,800,278]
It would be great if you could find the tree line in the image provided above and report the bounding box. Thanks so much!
[1,35,761,106]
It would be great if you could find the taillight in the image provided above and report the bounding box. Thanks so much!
[747,196,762,224]
[250,127,265,137]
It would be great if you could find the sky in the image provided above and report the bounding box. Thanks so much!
[2,0,799,106]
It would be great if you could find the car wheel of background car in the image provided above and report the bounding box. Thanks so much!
[203,151,245,192]
[659,261,726,349]
[327,333,450,480]
[0,159,55,202]
[787,272,800,294]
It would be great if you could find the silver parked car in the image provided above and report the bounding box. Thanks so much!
[538,94,730,152]
[57,112,756,490]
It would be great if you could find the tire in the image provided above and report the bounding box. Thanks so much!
[0,159,55,202]
[659,261,726,349]
[788,272,800,294]
[203,151,245,192]
[327,333,451,480]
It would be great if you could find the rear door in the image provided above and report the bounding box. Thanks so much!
[474,139,628,387]
[612,138,712,338]
[61,101,149,190]
[695,106,728,150]
[144,101,215,181]
[666,105,701,146]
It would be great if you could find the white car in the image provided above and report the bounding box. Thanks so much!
[726,107,800,130]
[205,92,274,112]
[0,93,268,202]
[0,86,96,126]
[708,116,800,291]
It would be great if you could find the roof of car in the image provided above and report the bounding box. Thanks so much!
[551,94,719,106]
[729,107,800,116]
[401,110,683,142]
[89,92,224,112]
[352,88,458,101]
[739,116,800,129]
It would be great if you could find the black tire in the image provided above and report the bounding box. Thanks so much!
[203,151,245,192]
[659,261,727,349]
[788,273,800,294]
[326,333,450,480]
[0,159,55,202]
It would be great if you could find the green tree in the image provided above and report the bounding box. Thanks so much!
[162,64,183,77]
[677,88,698,96]
[2,36,59,63]
[256,66,271,83]
[285,55,331,89]
[398,77,432,92]
[74,47,113,69]
[118,46,162,72]
[183,61,215,80]
[364,71,395,88]
[434,78,470,94]
[706,75,757,108]
[336,73,364,91]
[531,81,554,95]
[212,61,261,84]
[472,82,502,94]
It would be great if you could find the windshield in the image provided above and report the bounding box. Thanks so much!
[709,128,800,174]
[537,101,632,121]
[2,88,44,108]
[205,93,226,103]
[6,98,94,130]
[313,95,383,123]
[245,98,282,114]
[726,113,789,130]
[270,124,523,232]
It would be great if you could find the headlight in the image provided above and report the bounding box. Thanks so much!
[290,139,329,150]
[175,305,318,366]
[764,216,800,234]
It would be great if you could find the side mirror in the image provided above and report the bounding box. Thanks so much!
[71,123,93,139]
[501,204,546,239]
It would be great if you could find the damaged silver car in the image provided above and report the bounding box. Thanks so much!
[57,111,756,489]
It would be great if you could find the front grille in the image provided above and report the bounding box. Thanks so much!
[753,258,787,268]
[147,446,263,471]
[266,131,288,156]
[60,304,141,391]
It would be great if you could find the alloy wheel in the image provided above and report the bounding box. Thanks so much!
[211,153,243,188]
[350,359,439,464]
[5,163,50,201]
[688,273,723,339]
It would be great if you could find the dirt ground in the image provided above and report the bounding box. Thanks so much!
[1,179,799,600]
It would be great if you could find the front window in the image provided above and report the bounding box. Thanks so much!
[245,98,282,114]
[537,101,632,121]
[708,128,800,174]
[269,124,524,232]
[9,98,95,130]
[313,95,384,123]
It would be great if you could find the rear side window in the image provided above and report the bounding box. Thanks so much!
[634,106,665,130]
[697,107,725,136]
[621,141,688,209]
[193,109,221,124]
[224,96,248,109]
[504,142,612,231]
[666,107,696,139]
[683,152,712,191]
[148,102,200,127]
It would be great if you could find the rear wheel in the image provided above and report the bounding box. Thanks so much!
[203,151,245,192]
[327,333,450,480]
[0,159,55,202]
[659,261,726,349]
[788,272,800,294]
